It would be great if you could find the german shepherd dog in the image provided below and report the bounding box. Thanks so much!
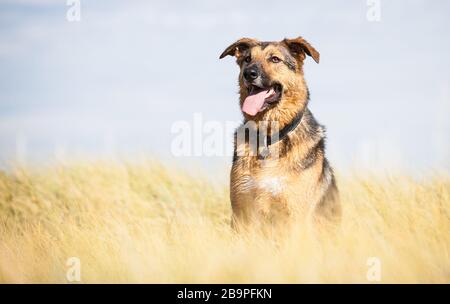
[220,36,341,231]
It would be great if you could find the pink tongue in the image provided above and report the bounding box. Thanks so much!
[242,90,269,116]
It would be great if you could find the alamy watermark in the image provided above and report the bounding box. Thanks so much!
[366,257,381,282]
[366,0,381,22]
[170,113,281,159]
[66,0,81,22]
[66,257,81,282]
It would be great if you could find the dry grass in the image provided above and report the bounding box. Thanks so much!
[0,160,449,283]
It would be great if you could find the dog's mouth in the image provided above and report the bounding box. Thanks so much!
[242,83,282,116]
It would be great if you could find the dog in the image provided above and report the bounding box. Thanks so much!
[220,36,341,231]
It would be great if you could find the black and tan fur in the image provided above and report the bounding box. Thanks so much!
[220,36,341,231]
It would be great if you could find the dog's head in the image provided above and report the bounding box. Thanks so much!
[220,37,319,121]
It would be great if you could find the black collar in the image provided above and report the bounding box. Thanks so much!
[252,110,303,159]
[266,109,304,146]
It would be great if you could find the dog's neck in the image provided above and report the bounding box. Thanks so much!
[251,107,305,159]
[254,88,309,139]
[267,108,304,145]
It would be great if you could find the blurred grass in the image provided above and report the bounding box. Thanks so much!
[0,160,449,283]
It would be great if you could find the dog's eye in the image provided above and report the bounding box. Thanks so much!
[270,56,281,63]
[244,56,251,63]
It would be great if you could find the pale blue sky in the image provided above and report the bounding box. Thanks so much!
[0,0,449,173]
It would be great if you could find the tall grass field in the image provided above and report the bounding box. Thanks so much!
[0,161,448,283]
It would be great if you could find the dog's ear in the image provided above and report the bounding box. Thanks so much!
[219,38,258,59]
[282,37,320,64]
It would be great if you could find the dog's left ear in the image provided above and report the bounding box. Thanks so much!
[219,38,258,59]
[282,37,320,64]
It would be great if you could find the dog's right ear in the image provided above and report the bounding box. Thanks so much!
[219,38,258,59]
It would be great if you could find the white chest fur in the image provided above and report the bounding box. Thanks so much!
[237,175,286,197]
[257,177,286,196]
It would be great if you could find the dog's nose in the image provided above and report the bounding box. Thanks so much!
[243,67,259,82]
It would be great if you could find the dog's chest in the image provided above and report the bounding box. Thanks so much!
[234,160,288,198]
[239,175,286,197]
